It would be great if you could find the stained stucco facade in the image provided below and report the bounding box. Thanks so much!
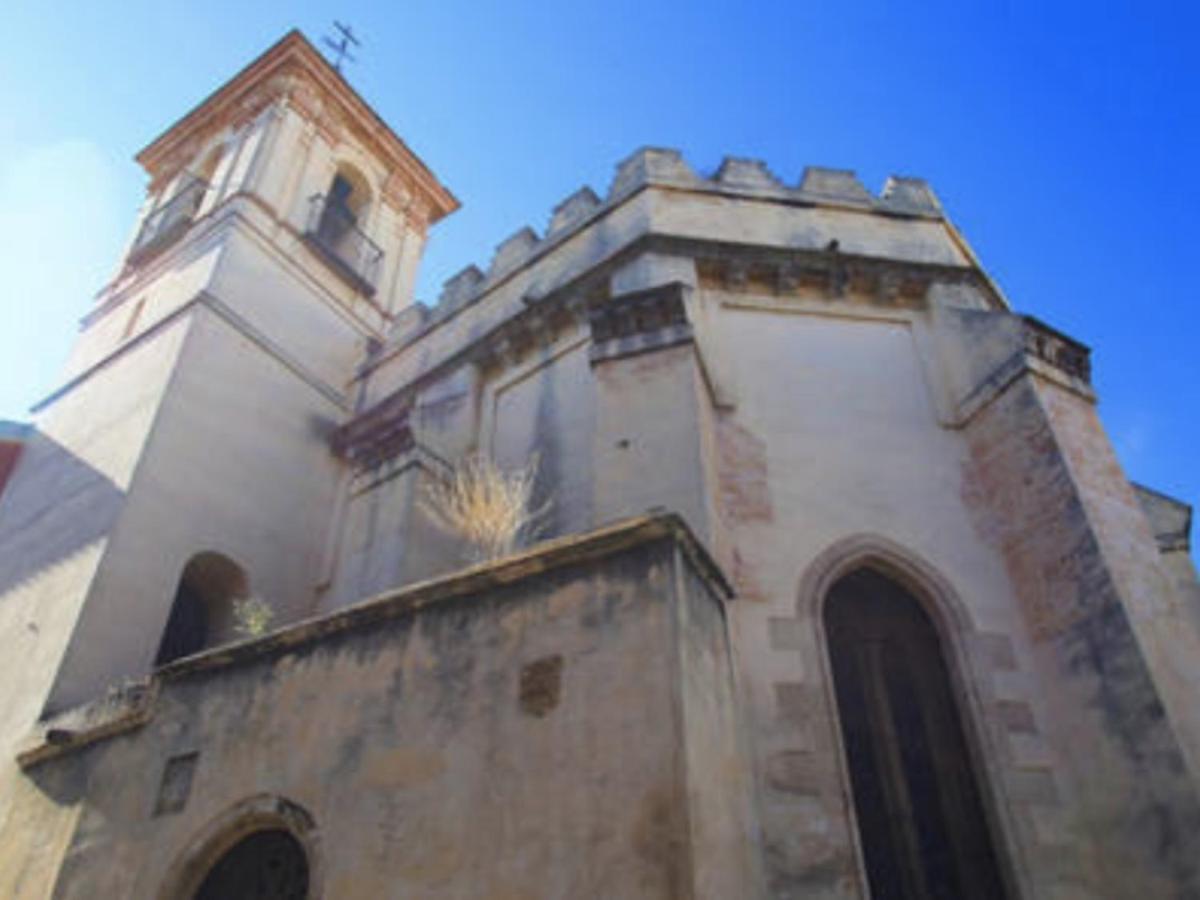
[0,29,1197,900]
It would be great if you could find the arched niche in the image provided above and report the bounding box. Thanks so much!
[327,162,372,222]
[154,551,248,666]
[157,794,320,900]
[308,161,381,290]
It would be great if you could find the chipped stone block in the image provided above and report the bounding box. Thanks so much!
[773,684,822,753]
[519,654,563,717]
[1008,732,1057,770]
[1008,767,1060,805]
[764,749,825,795]
[878,176,942,215]
[768,616,805,652]
[994,699,1038,734]
[547,186,601,238]
[437,265,484,312]
[797,166,872,204]
[489,226,540,278]
[1030,805,1074,846]
[713,157,784,193]
[991,669,1037,704]
[607,147,697,200]
[978,631,1018,671]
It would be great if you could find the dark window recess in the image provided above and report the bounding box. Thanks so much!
[155,552,246,666]
[195,829,309,900]
[155,579,208,666]
[304,183,382,296]
[825,568,1008,900]
[329,173,354,207]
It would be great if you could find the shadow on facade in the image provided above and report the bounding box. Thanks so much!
[0,427,125,603]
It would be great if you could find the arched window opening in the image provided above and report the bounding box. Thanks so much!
[155,552,248,666]
[193,828,309,900]
[824,568,1007,900]
[306,164,381,294]
[328,164,371,221]
[129,146,221,264]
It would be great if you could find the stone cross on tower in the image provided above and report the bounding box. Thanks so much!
[322,21,360,73]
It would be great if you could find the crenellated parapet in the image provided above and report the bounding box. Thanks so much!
[547,187,602,238]
[408,147,958,340]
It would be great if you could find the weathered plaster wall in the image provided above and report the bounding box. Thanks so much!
[592,342,714,542]
[676,556,762,896]
[688,296,1059,897]
[489,338,595,540]
[26,519,752,900]
[0,316,190,898]
[1039,384,1200,784]
[62,237,223,383]
[207,222,378,391]
[325,449,460,608]
[960,374,1200,896]
[46,305,346,713]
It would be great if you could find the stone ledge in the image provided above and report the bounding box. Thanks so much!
[1132,483,1193,553]
[359,231,994,439]
[17,511,731,770]
[955,318,1096,428]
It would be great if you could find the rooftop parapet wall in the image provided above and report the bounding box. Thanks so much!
[412,147,950,332]
[365,148,992,411]
[18,513,731,769]
[15,514,755,899]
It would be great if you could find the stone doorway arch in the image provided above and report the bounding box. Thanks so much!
[157,794,320,900]
[795,534,1026,899]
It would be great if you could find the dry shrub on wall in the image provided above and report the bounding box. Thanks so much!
[232,596,275,638]
[421,453,551,562]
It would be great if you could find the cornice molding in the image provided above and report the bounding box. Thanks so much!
[136,30,458,224]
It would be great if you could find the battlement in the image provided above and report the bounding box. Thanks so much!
[411,148,945,335]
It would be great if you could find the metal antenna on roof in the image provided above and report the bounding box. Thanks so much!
[322,21,361,73]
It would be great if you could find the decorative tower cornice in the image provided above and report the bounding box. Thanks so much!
[135,30,458,223]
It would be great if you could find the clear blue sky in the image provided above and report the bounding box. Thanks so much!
[1,2,1196,506]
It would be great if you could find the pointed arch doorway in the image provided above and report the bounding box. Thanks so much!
[824,567,1008,899]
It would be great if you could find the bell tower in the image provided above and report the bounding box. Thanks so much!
[0,28,457,741]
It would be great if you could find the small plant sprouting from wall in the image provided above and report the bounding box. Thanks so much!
[421,453,550,562]
[232,596,275,639]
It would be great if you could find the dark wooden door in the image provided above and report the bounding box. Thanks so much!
[825,569,1008,900]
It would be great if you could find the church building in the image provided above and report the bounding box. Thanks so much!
[0,30,1198,899]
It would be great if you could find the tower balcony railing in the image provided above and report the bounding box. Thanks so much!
[304,195,383,297]
[127,176,209,265]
